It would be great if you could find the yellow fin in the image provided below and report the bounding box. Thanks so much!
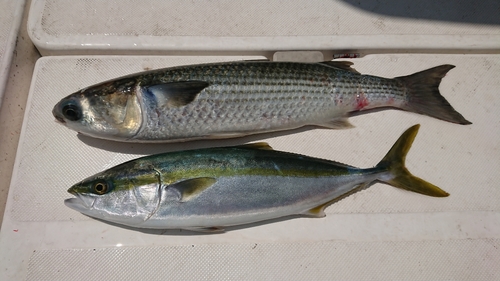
[376,124,449,197]
[302,183,371,217]
[237,142,274,150]
[302,204,327,218]
[171,177,216,202]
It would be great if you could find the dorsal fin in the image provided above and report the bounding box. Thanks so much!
[144,81,209,108]
[236,142,274,150]
[319,61,360,74]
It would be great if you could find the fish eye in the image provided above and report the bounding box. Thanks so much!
[62,103,82,121]
[93,181,109,195]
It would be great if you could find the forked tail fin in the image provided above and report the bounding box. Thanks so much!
[396,65,471,125]
[376,124,449,197]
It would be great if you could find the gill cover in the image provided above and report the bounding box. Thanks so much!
[65,164,163,226]
[53,79,143,140]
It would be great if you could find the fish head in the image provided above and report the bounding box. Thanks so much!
[52,78,143,141]
[64,167,162,227]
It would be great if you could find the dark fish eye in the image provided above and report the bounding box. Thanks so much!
[93,181,108,195]
[62,104,82,121]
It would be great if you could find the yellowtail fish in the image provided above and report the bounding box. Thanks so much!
[53,61,470,142]
[65,124,448,232]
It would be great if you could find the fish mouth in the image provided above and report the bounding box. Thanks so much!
[54,115,65,124]
[64,194,95,213]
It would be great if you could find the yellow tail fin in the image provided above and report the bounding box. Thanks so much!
[376,124,449,197]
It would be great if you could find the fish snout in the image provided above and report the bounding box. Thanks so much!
[52,104,66,124]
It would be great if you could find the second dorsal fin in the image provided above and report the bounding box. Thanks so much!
[319,61,360,74]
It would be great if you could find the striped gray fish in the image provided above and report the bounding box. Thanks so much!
[52,60,470,142]
[65,124,448,232]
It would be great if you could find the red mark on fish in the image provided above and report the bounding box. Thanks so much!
[355,93,369,110]
[387,97,395,105]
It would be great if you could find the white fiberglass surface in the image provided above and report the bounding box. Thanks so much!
[1,55,499,280]
[28,0,500,54]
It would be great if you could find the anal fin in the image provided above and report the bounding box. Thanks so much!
[183,226,225,233]
[302,182,371,217]
[318,117,354,129]
[302,204,327,218]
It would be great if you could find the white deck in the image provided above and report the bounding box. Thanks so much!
[0,54,499,280]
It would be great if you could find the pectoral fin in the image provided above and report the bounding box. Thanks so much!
[170,177,216,202]
[144,81,209,108]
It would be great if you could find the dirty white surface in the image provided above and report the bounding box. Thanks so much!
[28,0,500,55]
[0,54,499,280]
[0,0,25,107]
